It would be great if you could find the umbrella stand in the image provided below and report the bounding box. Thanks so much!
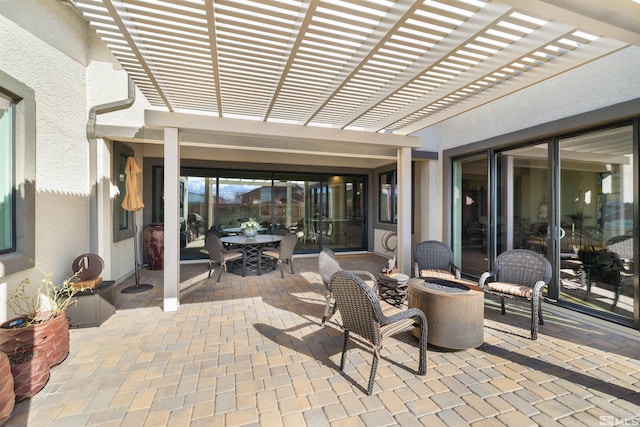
[121,214,154,294]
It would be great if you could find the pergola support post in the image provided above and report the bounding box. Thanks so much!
[397,146,412,275]
[163,127,180,311]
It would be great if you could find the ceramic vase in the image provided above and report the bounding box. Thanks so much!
[9,349,50,402]
[143,223,164,270]
[244,227,258,238]
[0,351,15,424]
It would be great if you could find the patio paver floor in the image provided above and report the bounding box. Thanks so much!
[4,253,640,426]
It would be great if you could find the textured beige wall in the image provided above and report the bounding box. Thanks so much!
[0,0,150,319]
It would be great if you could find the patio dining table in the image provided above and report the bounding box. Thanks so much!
[222,226,268,235]
[220,234,283,276]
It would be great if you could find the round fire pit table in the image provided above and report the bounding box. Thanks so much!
[408,277,484,350]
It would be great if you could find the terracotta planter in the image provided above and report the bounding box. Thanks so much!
[0,352,15,425]
[0,313,70,368]
[9,349,50,402]
[144,223,164,270]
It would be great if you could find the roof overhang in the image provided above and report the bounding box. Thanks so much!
[97,111,429,168]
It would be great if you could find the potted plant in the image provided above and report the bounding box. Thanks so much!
[566,210,592,247]
[240,218,261,237]
[0,267,80,369]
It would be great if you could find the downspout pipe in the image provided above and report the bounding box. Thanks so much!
[86,76,136,253]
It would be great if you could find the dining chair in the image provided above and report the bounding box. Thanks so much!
[318,248,378,326]
[305,223,317,243]
[274,228,291,236]
[597,235,634,309]
[258,232,297,277]
[205,230,246,281]
[330,270,428,395]
[479,249,552,340]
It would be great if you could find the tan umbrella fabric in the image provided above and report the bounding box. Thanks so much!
[121,157,144,212]
[120,156,153,293]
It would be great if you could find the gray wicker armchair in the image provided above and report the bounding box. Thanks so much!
[258,232,297,277]
[479,249,552,340]
[413,240,461,279]
[205,231,246,281]
[330,270,428,395]
[318,248,378,327]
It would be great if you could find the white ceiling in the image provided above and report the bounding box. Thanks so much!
[70,0,638,152]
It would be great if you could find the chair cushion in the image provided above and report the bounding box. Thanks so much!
[71,276,103,291]
[261,250,280,259]
[486,282,536,299]
[381,317,416,340]
[419,270,456,280]
[380,300,403,317]
[223,252,243,262]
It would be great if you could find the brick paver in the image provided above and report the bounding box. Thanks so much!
[4,254,640,426]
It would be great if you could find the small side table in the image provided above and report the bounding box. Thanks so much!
[377,273,410,307]
[66,281,116,328]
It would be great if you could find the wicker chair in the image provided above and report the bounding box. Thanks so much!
[413,240,461,279]
[479,249,552,340]
[318,248,378,327]
[599,236,634,309]
[258,232,297,277]
[330,270,428,395]
[205,231,246,281]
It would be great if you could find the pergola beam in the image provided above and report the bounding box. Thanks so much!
[145,111,421,148]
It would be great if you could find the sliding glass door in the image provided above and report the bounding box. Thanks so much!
[452,121,637,326]
[452,154,488,277]
[496,143,549,257]
[151,167,367,259]
[558,125,635,321]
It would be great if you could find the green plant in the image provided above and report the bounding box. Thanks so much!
[7,266,80,327]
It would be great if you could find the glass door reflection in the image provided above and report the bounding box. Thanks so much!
[452,154,488,278]
[558,125,635,320]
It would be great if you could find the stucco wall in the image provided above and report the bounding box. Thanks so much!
[415,45,640,152]
[413,45,640,243]
[0,0,150,320]
[0,1,89,321]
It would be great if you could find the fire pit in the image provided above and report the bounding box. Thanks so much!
[408,278,484,350]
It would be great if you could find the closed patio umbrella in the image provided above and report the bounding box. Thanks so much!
[121,157,153,294]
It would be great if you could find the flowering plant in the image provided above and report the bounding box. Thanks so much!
[7,265,80,327]
[240,218,260,230]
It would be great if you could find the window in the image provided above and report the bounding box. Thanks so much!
[0,93,14,254]
[150,166,368,258]
[379,170,397,224]
[117,152,130,231]
[0,70,35,277]
[112,141,134,242]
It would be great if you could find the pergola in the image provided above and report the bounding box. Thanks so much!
[68,0,640,310]
[71,0,637,133]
